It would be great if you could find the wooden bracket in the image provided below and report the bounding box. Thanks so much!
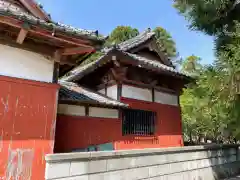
[110,67,128,83]
[16,28,28,44]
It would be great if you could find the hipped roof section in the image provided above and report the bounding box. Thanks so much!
[60,47,192,82]
[0,0,105,42]
[117,29,155,51]
[59,81,128,108]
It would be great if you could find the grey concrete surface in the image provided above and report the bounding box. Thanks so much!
[227,176,240,180]
[45,144,240,180]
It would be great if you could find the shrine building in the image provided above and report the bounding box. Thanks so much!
[57,29,192,153]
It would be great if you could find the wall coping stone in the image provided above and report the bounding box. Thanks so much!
[46,144,240,163]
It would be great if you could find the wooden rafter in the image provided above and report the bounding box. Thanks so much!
[16,28,28,44]
[18,0,51,21]
[0,31,55,56]
[62,46,94,56]
[0,16,92,47]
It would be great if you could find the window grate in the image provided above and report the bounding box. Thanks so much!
[122,109,156,136]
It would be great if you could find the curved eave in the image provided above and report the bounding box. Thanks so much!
[0,9,105,45]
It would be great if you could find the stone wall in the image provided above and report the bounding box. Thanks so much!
[45,145,240,180]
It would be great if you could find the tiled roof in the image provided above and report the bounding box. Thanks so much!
[118,29,155,51]
[60,48,191,82]
[59,81,128,108]
[123,52,191,78]
[60,48,114,81]
[0,1,104,41]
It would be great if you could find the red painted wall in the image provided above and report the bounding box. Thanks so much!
[54,115,121,153]
[0,76,59,180]
[115,97,183,150]
[55,97,183,153]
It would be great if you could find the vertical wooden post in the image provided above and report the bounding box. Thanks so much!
[117,83,122,101]
[85,106,89,116]
[152,88,155,102]
[52,50,62,83]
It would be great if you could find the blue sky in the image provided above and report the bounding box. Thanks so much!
[39,0,215,64]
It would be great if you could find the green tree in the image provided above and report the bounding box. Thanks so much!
[180,59,230,143]
[107,26,139,45]
[174,0,240,142]
[181,55,202,76]
[173,0,238,35]
[153,27,177,58]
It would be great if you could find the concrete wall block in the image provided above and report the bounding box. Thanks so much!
[148,164,170,177]
[168,162,185,173]
[134,154,167,167]
[165,153,179,163]
[210,157,218,166]
[229,148,237,155]
[70,161,88,176]
[88,159,107,174]
[123,167,149,180]
[187,151,204,160]
[107,157,136,171]
[228,155,237,163]
[103,170,125,180]
[55,176,89,180]
[180,161,189,172]
[196,159,210,169]
[89,172,105,180]
[45,145,240,180]
[45,162,70,179]
[187,160,198,170]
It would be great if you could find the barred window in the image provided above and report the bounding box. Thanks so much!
[122,109,156,136]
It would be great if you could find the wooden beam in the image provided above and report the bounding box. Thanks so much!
[152,88,155,102]
[85,106,89,116]
[59,60,76,66]
[19,0,51,21]
[52,62,60,83]
[0,32,55,56]
[117,84,122,101]
[52,50,62,83]
[62,46,94,55]
[53,50,62,62]
[16,28,28,44]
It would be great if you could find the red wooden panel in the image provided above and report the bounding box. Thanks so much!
[0,76,58,180]
[55,97,183,153]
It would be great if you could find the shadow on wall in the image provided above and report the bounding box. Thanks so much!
[185,145,240,180]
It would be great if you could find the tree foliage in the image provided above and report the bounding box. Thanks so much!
[107,26,139,45]
[173,0,238,35]
[153,27,177,58]
[174,0,240,143]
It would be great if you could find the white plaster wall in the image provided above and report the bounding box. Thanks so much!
[0,44,54,82]
[106,85,118,99]
[58,104,85,116]
[122,85,152,102]
[154,90,178,106]
[89,107,118,118]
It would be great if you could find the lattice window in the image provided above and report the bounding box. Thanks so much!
[122,109,156,136]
